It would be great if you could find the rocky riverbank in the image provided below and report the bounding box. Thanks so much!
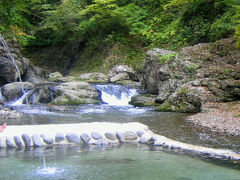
[132,38,240,113]
[186,101,240,136]
[129,38,240,136]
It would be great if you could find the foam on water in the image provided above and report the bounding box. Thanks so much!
[8,90,33,106]
[96,84,137,106]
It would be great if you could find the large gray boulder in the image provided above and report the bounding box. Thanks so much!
[155,84,202,113]
[108,65,139,83]
[1,82,34,102]
[48,72,75,82]
[78,72,108,82]
[0,57,18,82]
[0,39,29,82]
[24,62,48,84]
[0,38,47,84]
[27,86,54,104]
[51,81,100,105]
[142,49,176,94]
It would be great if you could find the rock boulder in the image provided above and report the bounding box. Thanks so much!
[1,82,34,102]
[108,65,139,83]
[51,81,100,105]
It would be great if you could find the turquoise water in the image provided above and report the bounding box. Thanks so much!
[0,145,239,180]
[3,87,240,179]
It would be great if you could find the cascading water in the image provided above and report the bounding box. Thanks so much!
[95,84,137,106]
[0,34,27,103]
[9,89,34,106]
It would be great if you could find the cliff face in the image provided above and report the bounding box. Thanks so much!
[140,38,240,113]
[0,37,47,85]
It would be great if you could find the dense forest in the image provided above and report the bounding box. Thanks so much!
[1,0,240,72]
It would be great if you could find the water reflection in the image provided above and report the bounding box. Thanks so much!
[0,145,239,180]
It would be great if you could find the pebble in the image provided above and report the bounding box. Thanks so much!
[55,133,65,142]
[136,130,145,137]
[14,136,23,147]
[22,134,32,147]
[6,137,15,147]
[91,132,103,140]
[81,133,91,144]
[105,132,117,141]
[116,131,124,143]
[66,133,81,144]
[32,134,44,147]
[42,136,54,145]
[94,138,110,146]
[123,131,138,140]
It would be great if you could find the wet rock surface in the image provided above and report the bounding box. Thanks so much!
[1,82,34,102]
[51,81,100,105]
[141,38,240,113]
[0,38,47,84]
[0,122,239,161]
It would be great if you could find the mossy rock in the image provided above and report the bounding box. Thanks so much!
[130,94,157,107]
[51,95,100,106]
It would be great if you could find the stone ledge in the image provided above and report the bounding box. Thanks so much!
[0,122,239,161]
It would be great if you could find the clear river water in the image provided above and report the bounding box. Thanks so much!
[1,84,240,179]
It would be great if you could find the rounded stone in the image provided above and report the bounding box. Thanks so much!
[116,131,124,143]
[105,132,117,141]
[32,134,44,147]
[138,134,153,144]
[42,136,54,145]
[66,133,81,144]
[91,132,103,140]
[55,133,65,142]
[6,137,15,147]
[22,134,32,147]
[80,133,91,144]
[136,130,145,137]
[14,136,23,147]
[123,131,138,140]
[94,138,110,146]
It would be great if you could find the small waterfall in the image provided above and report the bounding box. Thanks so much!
[9,90,34,106]
[0,34,27,102]
[95,84,137,106]
[0,35,23,82]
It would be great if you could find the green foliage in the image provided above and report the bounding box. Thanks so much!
[146,0,238,48]
[235,5,240,47]
[1,0,240,74]
[160,53,176,62]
